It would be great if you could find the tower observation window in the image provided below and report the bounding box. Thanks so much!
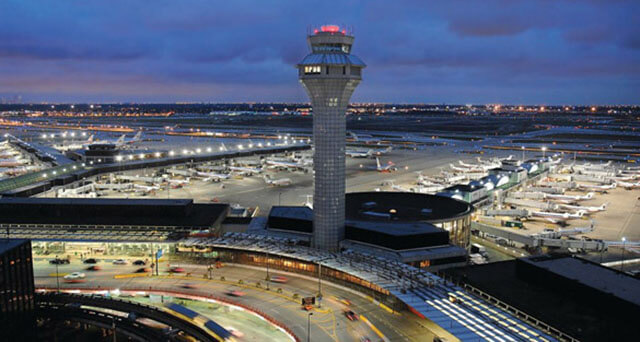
[304,66,322,74]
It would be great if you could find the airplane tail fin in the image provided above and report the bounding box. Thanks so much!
[133,131,142,141]
[116,134,125,145]
[87,134,94,143]
[585,192,594,199]
[376,157,381,169]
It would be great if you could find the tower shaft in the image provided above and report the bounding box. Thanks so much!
[297,25,365,252]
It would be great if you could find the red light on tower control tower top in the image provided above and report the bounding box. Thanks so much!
[321,25,340,33]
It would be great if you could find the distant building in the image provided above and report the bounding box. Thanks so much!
[297,25,365,252]
[0,198,229,242]
[0,239,35,335]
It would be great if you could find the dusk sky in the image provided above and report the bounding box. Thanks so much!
[1,0,638,104]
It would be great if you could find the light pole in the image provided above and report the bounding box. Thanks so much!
[307,312,313,342]
[278,192,282,206]
[621,237,626,272]
[541,146,547,159]
[55,254,60,293]
[521,146,525,161]
[266,250,270,290]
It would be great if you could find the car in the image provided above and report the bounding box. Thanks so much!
[112,259,128,265]
[86,265,102,271]
[135,267,152,273]
[64,272,86,280]
[344,310,359,321]
[302,304,313,311]
[49,258,70,265]
[270,275,288,283]
[225,290,245,297]
[83,258,99,264]
[169,267,185,273]
[132,260,146,266]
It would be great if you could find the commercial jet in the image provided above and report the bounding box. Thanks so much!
[558,203,607,214]
[544,192,594,203]
[577,183,616,193]
[263,174,292,186]
[530,210,586,225]
[196,171,231,182]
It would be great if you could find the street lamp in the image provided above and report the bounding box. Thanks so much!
[307,312,313,342]
[55,254,60,293]
[621,237,626,272]
[521,146,525,161]
[541,146,547,159]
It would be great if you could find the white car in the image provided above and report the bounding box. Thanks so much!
[64,272,86,280]
[112,259,128,265]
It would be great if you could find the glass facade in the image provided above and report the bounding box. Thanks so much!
[432,215,472,250]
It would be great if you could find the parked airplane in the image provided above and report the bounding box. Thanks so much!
[263,174,292,186]
[133,184,160,193]
[558,203,607,214]
[361,158,397,172]
[228,166,263,176]
[544,192,594,203]
[530,210,586,225]
[618,181,640,189]
[263,159,310,172]
[196,171,230,182]
[167,178,190,187]
[346,149,373,158]
[577,183,616,193]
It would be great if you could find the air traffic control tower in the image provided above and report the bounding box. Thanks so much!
[297,25,365,251]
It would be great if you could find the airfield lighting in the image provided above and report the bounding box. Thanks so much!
[219,147,224,151]
[97,159,101,163]
[542,146,547,158]
[154,152,161,158]
[49,134,54,138]
[52,171,57,175]
[72,166,76,170]
[238,144,244,150]
[70,132,75,137]
[182,149,188,155]
[128,155,134,160]
[82,132,86,136]
[139,153,145,159]
[42,174,47,178]
[206,147,212,153]
[41,134,47,139]
[81,163,85,167]
[249,144,254,148]
[267,142,271,146]
[116,156,123,162]
[196,148,202,154]
[258,143,263,147]
[521,146,525,161]
[62,168,67,172]
[89,161,94,165]
[278,135,282,139]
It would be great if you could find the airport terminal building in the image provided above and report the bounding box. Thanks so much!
[259,192,474,269]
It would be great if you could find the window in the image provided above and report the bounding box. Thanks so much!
[327,98,338,107]
[304,65,321,74]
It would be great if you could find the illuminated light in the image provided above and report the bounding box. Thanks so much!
[540,106,545,111]
[182,149,188,155]
[206,147,212,152]
[196,148,202,154]
[248,144,253,148]
[72,166,76,170]
[115,155,123,162]
[49,134,55,138]
[154,152,161,157]
[82,132,86,136]
[169,150,175,156]
[42,173,48,178]
[128,155,134,160]
[70,132,75,137]
[258,143,263,147]
[267,142,271,146]
[591,106,596,112]
[90,104,94,109]
[219,146,224,151]
[70,105,75,109]
[41,134,47,139]
[313,29,319,34]
[62,168,67,172]
[238,144,244,150]
[518,106,524,110]
[321,25,340,33]
[278,135,282,139]
[97,159,101,163]
[138,153,145,159]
